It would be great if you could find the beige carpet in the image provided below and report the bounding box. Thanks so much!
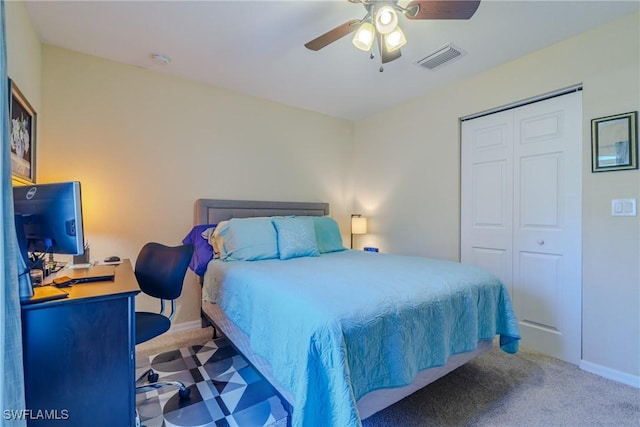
[362,345,640,426]
[136,326,215,358]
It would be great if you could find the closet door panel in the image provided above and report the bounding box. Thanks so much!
[513,92,582,364]
[461,111,513,289]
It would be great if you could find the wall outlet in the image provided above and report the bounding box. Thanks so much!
[611,198,637,217]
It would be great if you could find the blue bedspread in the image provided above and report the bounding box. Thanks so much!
[203,250,520,427]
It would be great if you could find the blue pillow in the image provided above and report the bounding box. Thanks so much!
[217,217,279,261]
[272,217,320,260]
[312,216,346,253]
[182,224,216,275]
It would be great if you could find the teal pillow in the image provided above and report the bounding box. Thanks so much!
[272,217,320,260]
[312,216,346,253]
[217,217,279,261]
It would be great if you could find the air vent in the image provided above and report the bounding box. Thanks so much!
[417,44,464,70]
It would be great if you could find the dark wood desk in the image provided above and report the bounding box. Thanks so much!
[21,260,140,426]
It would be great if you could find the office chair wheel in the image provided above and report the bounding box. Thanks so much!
[178,387,191,400]
[147,371,159,383]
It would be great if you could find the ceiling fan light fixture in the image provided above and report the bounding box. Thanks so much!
[352,21,375,51]
[384,26,406,52]
[374,5,398,35]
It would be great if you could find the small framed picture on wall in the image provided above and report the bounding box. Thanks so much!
[9,79,37,184]
[591,111,638,172]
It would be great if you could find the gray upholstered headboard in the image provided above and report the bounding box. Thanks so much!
[194,199,329,225]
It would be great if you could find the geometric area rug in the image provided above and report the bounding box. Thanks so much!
[135,336,289,427]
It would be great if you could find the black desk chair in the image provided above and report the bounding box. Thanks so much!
[134,242,194,400]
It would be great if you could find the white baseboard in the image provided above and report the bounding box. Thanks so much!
[580,360,640,388]
[167,320,202,334]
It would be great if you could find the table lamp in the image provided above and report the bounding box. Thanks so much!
[351,214,367,249]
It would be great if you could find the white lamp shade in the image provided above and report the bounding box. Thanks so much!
[352,22,375,51]
[351,216,368,235]
[374,5,398,35]
[384,26,407,52]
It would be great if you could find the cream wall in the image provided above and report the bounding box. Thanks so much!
[6,0,41,176]
[353,13,640,383]
[38,46,354,324]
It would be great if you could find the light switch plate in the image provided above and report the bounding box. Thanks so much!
[611,198,637,216]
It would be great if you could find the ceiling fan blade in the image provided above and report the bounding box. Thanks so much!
[304,19,360,51]
[405,0,481,20]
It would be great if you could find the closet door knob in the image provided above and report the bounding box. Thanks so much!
[537,239,545,245]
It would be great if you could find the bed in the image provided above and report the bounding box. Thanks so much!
[191,199,520,427]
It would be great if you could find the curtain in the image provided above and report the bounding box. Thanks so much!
[1,0,27,424]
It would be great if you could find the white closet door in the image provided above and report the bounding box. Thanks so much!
[461,91,582,364]
[461,110,514,292]
[512,93,582,364]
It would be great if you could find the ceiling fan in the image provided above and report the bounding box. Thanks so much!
[305,0,481,70]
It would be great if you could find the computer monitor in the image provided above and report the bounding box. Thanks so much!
[13,181,85,263]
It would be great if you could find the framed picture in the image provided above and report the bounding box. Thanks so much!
[591,111,637,172]
[9,79,37,184]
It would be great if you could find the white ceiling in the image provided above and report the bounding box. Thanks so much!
[24,0,639,121]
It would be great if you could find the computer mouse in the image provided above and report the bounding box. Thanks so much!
[104,255,121,263]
